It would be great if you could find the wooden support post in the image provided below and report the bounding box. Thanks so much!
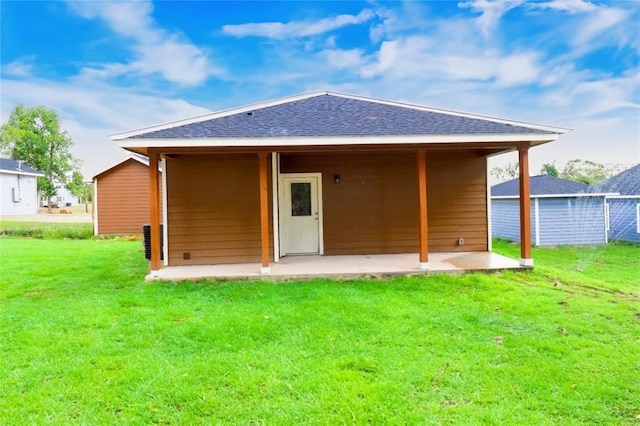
[258,153,270,275]
[148,153,162,271]
[518,146,533,267]
[417,150,429,270]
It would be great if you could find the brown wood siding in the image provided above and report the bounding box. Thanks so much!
[281,152,418,255]
[426,151,488,252]
[166,154,273,266]
[95,160,163,234]
[281,150,487,255]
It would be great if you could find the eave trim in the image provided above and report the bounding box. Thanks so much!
[118,133,560,150]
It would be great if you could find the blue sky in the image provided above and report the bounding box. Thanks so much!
[1,0,638,178]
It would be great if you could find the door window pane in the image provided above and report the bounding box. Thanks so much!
[291,183,311,216]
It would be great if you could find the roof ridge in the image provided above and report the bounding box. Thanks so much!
[112,91,571,140]
[325,92,571,133]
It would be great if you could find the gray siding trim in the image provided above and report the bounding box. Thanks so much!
[491,199,535,244]
[491,196,607,246]
[536,198,606,246]
[607,197,640,243]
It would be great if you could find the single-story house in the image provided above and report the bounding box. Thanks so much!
[44,187,80,207]
[0,158,43,216]
[597,164,640,243]
[491,175,614,246]
[92,154,163,235]
[111,91,570,278]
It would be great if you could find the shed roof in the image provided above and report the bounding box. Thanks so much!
[594,164,640,196]
[113,92,569,151]
[92,154,156,180]
[491,175,590,197]
[0,158,44,176]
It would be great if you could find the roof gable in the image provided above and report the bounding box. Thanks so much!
[0,158,43,176]
[92,155,155,180]
[491,175,590,197]
[114,91,569,141]
[594,164,640,196]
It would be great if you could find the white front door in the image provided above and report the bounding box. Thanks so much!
[279,174,323,256]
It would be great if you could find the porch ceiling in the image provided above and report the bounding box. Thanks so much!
[146,252,527,282]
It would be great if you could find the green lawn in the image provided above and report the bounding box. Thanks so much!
[0,237,638,424]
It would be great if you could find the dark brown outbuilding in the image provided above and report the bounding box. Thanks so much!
[93,155,163,235]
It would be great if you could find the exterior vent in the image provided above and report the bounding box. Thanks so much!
[143,223,164,261]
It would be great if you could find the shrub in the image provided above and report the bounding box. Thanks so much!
[0,222,93,240]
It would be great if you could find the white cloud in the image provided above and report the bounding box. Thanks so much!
[562,74,640,118]
[4,1,636,179]
[572,6,627,46]
[223,9,374,39]
[1,77,211,177]
[458,0,524,38]
[526,0,597,13]
[323,49,366,69]
[67,0,218,85]
[2,57,35,77]
[357,36,541,88]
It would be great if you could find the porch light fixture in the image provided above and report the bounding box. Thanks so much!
[334,174,340,184]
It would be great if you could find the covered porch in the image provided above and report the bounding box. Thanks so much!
[111,91,569,279]
[146,251,527,281]
[141,147,536,277]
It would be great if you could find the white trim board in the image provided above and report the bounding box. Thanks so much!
[534,198,540,246]
[93,179,99,236]
[0,170,44,178]
[271,153,280,263]
[486,158,492,252]
[605,195,640,199]
[492,193,616,200]
[118,133,560,151]
[162,157,169,266]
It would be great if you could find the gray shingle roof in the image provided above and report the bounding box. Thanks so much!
[0,158,43,175]
[491,175,590,196]
[594,164,640,196]
[131,93,556,139]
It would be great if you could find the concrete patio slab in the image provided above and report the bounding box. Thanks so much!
[146,252,526,282]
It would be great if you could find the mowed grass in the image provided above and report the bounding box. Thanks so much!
[0,238,638,424]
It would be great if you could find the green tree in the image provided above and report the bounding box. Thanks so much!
[540,162,559,177]
[560,159,620,185]
[66,171,85,201]
[66,171,92,213]
[0,104,79,209]
[490,162,519,182]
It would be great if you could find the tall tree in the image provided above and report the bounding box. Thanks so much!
[66,170,91,212]
[540,162,559,177]
[490,162,519,182]
[66,170,85,201]
[560,159,620,185]
[0,104,79,209]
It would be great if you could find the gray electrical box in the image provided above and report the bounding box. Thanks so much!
[12,187,21,203]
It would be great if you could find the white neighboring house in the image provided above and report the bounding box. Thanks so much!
[42,187,80,207]
[0,158,44,216]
